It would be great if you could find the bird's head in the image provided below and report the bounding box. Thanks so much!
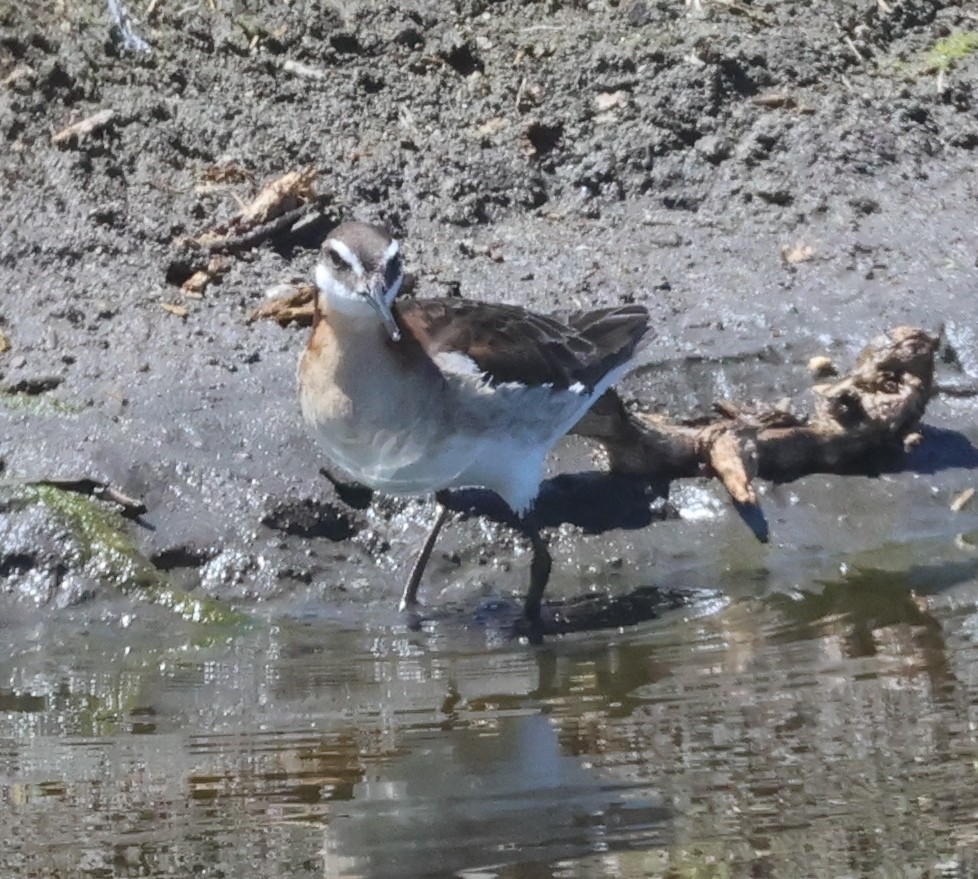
[315,222,404,341]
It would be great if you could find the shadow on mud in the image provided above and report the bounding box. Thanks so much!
[441,472,672,533]
[903,424,978,474]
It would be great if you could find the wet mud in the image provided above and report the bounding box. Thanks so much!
[2,0,977,616]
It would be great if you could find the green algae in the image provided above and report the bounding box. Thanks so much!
[924,31,978,72]
[24,484,249,628]
[880,30,978,79]
[0,392,83,416]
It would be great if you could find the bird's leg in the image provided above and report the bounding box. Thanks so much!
[519,513,552,626]
[399,492,451,612]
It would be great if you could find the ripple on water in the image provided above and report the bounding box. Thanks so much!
[2,555,978,877]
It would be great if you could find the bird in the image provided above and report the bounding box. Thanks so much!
[298,221,650,629]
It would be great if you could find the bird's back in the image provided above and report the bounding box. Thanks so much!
[397,299,650,394]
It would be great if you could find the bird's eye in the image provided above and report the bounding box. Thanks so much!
[327,248,348,270]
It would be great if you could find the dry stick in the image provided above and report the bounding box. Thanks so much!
[843,35,869,65]
[704,428,757,505]
[27,479,148,518]
[281,59,329,81]
[246,285,315,325]
[951,488,975,513]
[935,381,978,398]
[196,197,329,255]
[52,109,116,145]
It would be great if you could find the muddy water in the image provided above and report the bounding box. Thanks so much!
[3,535,978,879]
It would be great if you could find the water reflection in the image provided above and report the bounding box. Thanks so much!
[3,546,978,878]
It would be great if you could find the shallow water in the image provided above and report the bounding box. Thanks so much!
[4,537,978,879]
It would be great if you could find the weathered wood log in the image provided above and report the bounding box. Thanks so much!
[573,326,938,505]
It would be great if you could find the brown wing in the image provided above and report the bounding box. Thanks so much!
[396,298,649,392]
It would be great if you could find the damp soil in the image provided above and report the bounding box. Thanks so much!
[1,1,978,876]
[2,0,976,612]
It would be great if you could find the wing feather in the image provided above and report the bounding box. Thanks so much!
[396,299,649,392]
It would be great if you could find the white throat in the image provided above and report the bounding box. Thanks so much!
[314,263,375,320]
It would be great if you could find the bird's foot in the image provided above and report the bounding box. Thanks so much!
[399,597,425,631]
[512,602,546,645]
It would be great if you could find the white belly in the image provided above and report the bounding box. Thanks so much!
[303,377,593,513]
[312,418,475,496]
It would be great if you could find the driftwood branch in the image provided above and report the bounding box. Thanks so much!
[574,326,939,505]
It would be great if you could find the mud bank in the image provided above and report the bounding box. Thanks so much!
[1,1,977,620]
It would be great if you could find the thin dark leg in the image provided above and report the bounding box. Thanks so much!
[399,499,450,612]
[520,514,552,625]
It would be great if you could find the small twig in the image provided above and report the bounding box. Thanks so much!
[239,167,319,226]
[52,109,116,145]
[844,35,869,65]
[281,59,328,81]
[185,167,324,254]
[704,428,758,506]
[196,197,329,255]
[935,381,978,398]
[28,478,148,519]
[247,284,316,326]
[951,487,975,513]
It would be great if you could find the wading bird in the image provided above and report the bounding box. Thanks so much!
[298,222,649,628]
